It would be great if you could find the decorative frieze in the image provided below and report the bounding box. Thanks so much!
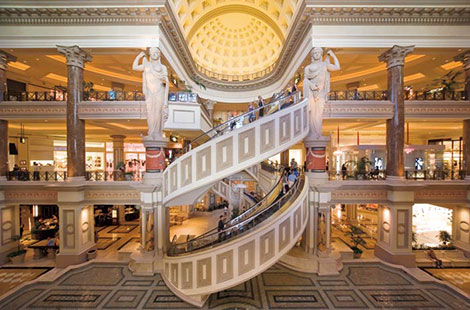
[85,190,140,201]
[5,190,58,202]
[414,189,467,201]
[331,190,388,201]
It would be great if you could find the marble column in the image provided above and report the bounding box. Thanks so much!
[0,120,7,180]
[111,135,126,167]
[455,51,470,180]
[280,150,289,167]
[57,46,92,181]
[454,50,470,100]
[464,120,470,180]
[0,51,16,180]
[379,45,414,179]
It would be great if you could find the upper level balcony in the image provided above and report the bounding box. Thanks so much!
[2,89,469,121]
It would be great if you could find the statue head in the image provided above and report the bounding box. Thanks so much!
[148,47,161,61]
[311,47,323,61]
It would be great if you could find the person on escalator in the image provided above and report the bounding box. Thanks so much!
[218,215,225,241]
[258,96,264,118]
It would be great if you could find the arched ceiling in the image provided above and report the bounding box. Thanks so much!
[170,0,301,78]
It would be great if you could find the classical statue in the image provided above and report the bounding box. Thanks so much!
[132,47,169,139]
[303,47,340,138]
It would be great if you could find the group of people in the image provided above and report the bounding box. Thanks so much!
[282,158,299,194]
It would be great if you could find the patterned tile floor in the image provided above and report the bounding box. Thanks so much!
[424,268,470,295]
[1,262,469,309]
[0,267,51,296]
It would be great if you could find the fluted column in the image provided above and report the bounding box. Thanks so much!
[0,50,16,180]
[379,45,414,179]
[455,51,470,180]
[454,50,470,100]
[57,46,92,181]
[464,120,470,180]
[111,135,126,167]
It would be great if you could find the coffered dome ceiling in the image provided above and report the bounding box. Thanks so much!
[170,0,301,79]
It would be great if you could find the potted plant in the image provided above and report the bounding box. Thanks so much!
[7,235,27,264]
[438,230,452,248]
[83,81,95,101]
[356,156,372,180]
[344,225,366,258]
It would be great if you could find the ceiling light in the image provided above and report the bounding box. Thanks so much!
[404,73,425,83]
[440,61,461,71]
[9,61,30,70]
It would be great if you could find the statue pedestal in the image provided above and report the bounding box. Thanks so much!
[129,251,156,276]
[142,135,167,185]
[305,135,330,185]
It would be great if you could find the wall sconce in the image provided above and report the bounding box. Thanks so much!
[33,205,39,217]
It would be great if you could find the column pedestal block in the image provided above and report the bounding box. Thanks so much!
[374,242,416,268]
[56,244,95,268]
[129,251,156,276]
[142,135,167,185]
[305,135,330,185]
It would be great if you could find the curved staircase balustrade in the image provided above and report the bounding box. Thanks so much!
[162,176,308,300]
[163,92,308,207]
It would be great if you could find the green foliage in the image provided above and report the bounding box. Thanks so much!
[345,225,366,253]
[438,230,452,247]
[192,76,207,90]
[83,81,94,100]
[231,208,240,220]
[432,70,463,92]
[8,235,26,258]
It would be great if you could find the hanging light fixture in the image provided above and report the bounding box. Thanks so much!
[404,122,415,154]
[333,126,343,156]
[19,123,26,144]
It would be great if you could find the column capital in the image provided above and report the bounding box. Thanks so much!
[379,45,414,69]
[57,45,92,69]
[110,135,126,141]
[454,50,470,70]
[0,50,17,71]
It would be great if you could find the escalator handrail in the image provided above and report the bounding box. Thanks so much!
[175,91,302,157]
[195,165,284,240]
[167,173,304,256]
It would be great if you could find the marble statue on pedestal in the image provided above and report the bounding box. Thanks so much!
[303,47,340,138]
[132,47,169,139]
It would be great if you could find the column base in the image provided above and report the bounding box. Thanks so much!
[129,251,156,276]
[56,245,95,268]
[279,247,342,275]
[386,175,405,182]
[317,251,342,276]
[66,176,86,183]
[374,243,416,268]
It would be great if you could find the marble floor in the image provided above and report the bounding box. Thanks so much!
[424,268,470,295]
[1,261,469,309]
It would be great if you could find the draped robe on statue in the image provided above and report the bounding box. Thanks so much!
[142,60,168,138]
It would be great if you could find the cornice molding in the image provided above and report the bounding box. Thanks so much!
[0,7,163,25]
[0,2,469,91]
[308,7,470,25]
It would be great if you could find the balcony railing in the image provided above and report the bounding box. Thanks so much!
[6,170,142,182]
[3,90,468,102]
[329,169,466,181]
